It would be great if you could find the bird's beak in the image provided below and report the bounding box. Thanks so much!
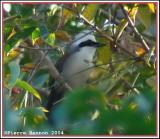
[95,42,106,47]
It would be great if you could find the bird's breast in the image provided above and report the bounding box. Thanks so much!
[61,47,96,88]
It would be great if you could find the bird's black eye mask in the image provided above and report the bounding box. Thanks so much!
[56,39,105,72]
[78,39,105,48]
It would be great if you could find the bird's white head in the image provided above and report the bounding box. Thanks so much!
[71,30,96,48]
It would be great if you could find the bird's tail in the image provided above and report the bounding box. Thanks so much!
[46,83,65,117]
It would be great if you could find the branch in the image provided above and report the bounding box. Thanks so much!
[121,78,140,94]
[100,8,135,32]
[78,14,138,57]
[24,39,72,92]
[79,14,114,42]
[100,9,120,25]
[128,72,140,94]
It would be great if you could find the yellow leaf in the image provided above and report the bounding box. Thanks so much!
[108,129,113,135]
[115,5,138,41]
[63,8,73,23]
[128,4,138,22]
[135,47,146,57]
[148,3,155,13]
[7,49,19,59]
[87,68,104,83]
[7,47,21,59]
[21,63,34,72]
[129,102,137,110]
[55,30,71,42]
[34,37,44,46]
[7,28,16,40]
[34,115,45,124]
[45,33,55,47]
[40,107,49,113]
[73,3,77,8]
[91,110,100,120]
[24,63,34,68]
[82,4,99,21]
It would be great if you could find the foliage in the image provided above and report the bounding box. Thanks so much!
[3,3,157,136]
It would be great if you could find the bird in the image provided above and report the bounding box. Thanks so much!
[46,30,104,113]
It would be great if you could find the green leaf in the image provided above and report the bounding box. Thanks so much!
[15,79,41,101]
[95,8,107,28]
[10,26,36,41]
[52,88,106,129]
[4,44,11,53]
[32,28,40,45]
[20,18,38,29]
[97,46,111,64]
[83,4,99,21]
[19,107,46,127]
[45,33,55,47]
[10,4,33,17]
[137,6,152,29]
[19,26,36,39]
[8,61,20,88]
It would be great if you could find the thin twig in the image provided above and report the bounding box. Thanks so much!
[19,45,59,51]
[101,9,120,25]
[52,97,66,106]
[120,5,150,52]
[88,60,136,87]
[121,78,140,94]
[35,88,50,97]
[27,50,49,83]
[56,4,64,31]
[128,72,141,94]
[26,49,48,106]
[65,57,137,82]
[3,15,19,22]
[132,72,141,87]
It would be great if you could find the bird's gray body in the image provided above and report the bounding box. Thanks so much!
[46,30,99,113]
